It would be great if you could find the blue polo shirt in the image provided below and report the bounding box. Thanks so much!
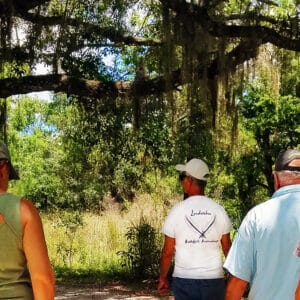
[224,184,300,300]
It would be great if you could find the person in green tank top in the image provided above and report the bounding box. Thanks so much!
[0,141,55,299]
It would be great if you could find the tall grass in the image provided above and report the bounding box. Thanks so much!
[42,190,181,282]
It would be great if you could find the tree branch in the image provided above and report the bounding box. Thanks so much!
[0,36,261,99]
[0,75,119,98]
[0,69,183,99]
[207,39,260,79]
[0,0,49,16]
[18,12,162,47]
[162,0,300,51]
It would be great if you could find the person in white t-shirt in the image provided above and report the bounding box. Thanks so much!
[158,158,233,299]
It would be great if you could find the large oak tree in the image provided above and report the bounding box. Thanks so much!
[0,0,298,98]
[0,0,299,155]
[1,0,298,212]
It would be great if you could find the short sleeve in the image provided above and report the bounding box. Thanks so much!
[161,205,179,238]
[220,206,233,234]
[223,210,256,282]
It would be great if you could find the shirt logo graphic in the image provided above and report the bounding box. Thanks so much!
[185,214,216,238]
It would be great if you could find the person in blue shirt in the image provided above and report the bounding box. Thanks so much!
[224,149,300,300]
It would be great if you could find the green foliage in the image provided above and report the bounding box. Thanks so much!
[44,197,166,282]
[139,115,174,171]
[5,78,299,221]
[205,79,300,222]
[117,217,161,279]
[62,52,113,81]
[113,158,143,200]
[240,84,300,154]
[8,96,51,133]
[42,88,176,204]
[142,170,179,204]
[278,51,300,96]
[232,83,300,213]
[231,152,269,218]
[6,97,64,208]
[207,163,241,228]
[54,265,123,283]
[0,62,30,79]
[54,211,84,268]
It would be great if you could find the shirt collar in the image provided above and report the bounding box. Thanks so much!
[272,184,300,198]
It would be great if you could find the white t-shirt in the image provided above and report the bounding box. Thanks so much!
[162,195,233,279]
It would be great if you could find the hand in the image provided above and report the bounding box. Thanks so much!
[158,277,170,294]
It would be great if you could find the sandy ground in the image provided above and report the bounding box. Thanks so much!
[55,282,174,300]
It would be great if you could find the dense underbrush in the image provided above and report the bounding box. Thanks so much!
[43,193,181,282]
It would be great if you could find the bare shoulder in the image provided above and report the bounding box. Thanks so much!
[20,198,41,224]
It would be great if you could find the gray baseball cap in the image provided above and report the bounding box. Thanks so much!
[275,149,300,172]
[0,141,19,180]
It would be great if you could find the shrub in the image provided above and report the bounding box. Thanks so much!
[117,217,161,279]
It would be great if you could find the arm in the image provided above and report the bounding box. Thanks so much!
[21,198,55,300]
[157,235,175,294]
[296,280,300,300]
[225,275,248,300]
[221,233,231,257]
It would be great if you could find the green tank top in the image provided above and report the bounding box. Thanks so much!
[0,193,33,299]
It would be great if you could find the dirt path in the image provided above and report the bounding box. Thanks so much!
[55,281,174,300]
[55,282,247,300]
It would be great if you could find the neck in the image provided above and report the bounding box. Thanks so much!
[183,177,205,196]
[274,171,300,190]
[187,186,204,196]
[188,192,204,196]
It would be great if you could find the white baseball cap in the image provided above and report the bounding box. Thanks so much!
[175,158,209,181]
